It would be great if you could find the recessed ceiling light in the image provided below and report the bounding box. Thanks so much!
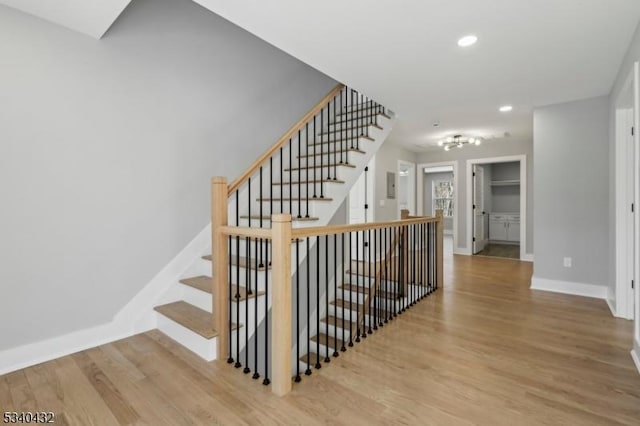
[499,105,513,112]
[457,35,478,47]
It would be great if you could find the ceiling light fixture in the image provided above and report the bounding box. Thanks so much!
[437,134,483,151]
[499,105,513,112]
[457,35,478,47]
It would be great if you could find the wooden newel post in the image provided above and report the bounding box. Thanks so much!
[211,177,229,360]
[435,209,444,289]
[271,214,292,396]
[401,209,409,220]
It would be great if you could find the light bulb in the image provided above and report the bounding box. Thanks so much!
[444,145,451,151]
[437,140,444,146]
[475,139,482,145]
[468,138,475,144]
[458,35,478,47]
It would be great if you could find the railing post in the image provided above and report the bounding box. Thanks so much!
[401,209,409,220]
[271,214,292,396]
[212,177,229,360]
[435,209,444,289]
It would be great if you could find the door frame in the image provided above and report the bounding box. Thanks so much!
[417,161,458,253]
[472,164,488,254]
[466,155,527,261]
[614,62,639,321]
[397,160,416,219]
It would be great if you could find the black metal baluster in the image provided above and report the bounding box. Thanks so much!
[228,236,233,364]
[342,88,348,165]
[355,231,360,343]
[270,158,273,218]
[427,222,431,294]
[244,237,250,374]
[348,232,353,347]
[324,235,330,363]
[332,96,337,180]
[338,91,344,165]
[350,90,355,149]
[367,228,372,335]
[248,177,251,229]
[289,139,292,214]
[305,123,310,218]
[373,228,378,331]
[315,236,321,369]
[333,234,339,357]
[279,148,283,213]
[313,116,317,199]
[263,239,270,385]
[320,106,324,198]
[383,227,389,324]
[234,234,241,368]
[253,238,260,380]
[297,130,302,219]
[341,233,346,351]
[305,237,312,376]
[295,240,301,383]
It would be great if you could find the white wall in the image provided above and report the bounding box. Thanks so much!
[374,141,419,221]
[0,0,336,351]
[533,96,609,289]
[416,138,533,255]
[490,162,521,213]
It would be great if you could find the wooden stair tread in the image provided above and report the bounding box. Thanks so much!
[284,164,356,171]
[271,180,345,185]
[297,148,365,158]
[239,215,319,222]
[318,124,382,136]
[201,255,271,271]
[299,352,328,365]
[331,299,389,317]
[321,315,356,331]
[179,276,265,300]
[311,135,374,144]
[335,111,391,120]
[154,301,240,339]
[341,283,400,298]
[257,197,333,202]
[310,333,344,349]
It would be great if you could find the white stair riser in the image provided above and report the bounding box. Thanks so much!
[156,314,217,361]
[327,120,382,132]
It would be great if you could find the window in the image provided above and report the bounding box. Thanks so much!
[432,180,454,217]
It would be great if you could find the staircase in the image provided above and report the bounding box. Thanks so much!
[152,85,397,363]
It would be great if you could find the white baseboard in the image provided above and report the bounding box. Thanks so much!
[454,247,472,256]
[631,341,640,375]
[606,297,617,317]
[530,276,607,299]
[0,225,211,376]
[521,253,534,262]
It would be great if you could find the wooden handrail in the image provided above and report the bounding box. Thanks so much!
[291,216,438,239]
[219,225,273,239]
[227,83,345,195]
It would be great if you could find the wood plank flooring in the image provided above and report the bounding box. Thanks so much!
[2,253,639,425]
[476,243,520,259]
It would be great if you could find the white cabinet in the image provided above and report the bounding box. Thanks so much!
[489,214,520,242]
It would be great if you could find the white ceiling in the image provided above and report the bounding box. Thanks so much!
[194,0,640,151]
[0,0,131,38]
[3,0,640,152]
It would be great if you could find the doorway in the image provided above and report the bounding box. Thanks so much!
[397,160,416,219]
[417,161,457,256]
[614,62,638,322]
[466,156,527,261]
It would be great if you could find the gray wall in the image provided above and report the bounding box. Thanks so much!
[416,137,533,255]
[423,171,454,231]
[609,22,640,308]
[0,0,336,350]
[533,96,609,286]
[374,140,419,221]
[490,162,521,213]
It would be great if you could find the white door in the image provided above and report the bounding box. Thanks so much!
[472,165,488,253]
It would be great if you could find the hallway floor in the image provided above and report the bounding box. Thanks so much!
[476,242,520,259]
[1,255,639,425]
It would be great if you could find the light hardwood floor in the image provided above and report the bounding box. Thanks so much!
[2,254,639,425]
